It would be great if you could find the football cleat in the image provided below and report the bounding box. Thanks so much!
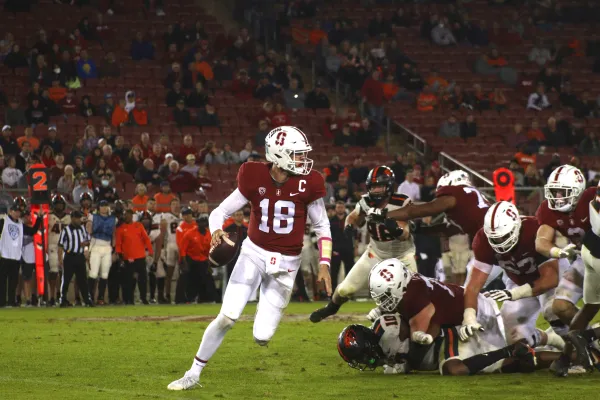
[566,331,593,371]
[550,353,571,377]
[167,370,200,391]
[309,306,336,323]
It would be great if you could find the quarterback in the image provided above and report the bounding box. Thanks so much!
[168,126,332,390]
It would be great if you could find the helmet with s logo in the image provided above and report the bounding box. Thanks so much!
[369,259,413,313]
[544,165,586,212]
[265,126,313,175]
[484,201,521,254]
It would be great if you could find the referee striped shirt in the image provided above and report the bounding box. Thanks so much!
[58,224,91,254]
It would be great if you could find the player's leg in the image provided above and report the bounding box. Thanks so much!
[553,257,584,326]
[134,258,149,304]
[96,247,112,304]
[87,246,102,302]
[47,247,59,305]
[7,259,20,306]
[441,252,453,283]
[165,244,178,302]
[59,257,75,306]
[21,263,34,306]
[155,258,167,303]
[451,250,470,286]
[310,250,376,323]
[168,250,263,390]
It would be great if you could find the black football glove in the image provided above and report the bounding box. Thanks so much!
[383,218,404,238]
[343,224,355,241]
[149,263,157,273]
[366,207,387,223]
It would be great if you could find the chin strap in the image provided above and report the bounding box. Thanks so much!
[318,237,332,267]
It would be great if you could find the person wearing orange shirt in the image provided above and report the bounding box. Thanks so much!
[417,87,438,112]
[17,127,40,151]
[111,98,129,127]
[131,100,149,126]
[115,209,154,304]
[189,52,214,85]
[176,207,197,250]
[154,181,177,213]
[131,183,149,211]
[179,214,217,303]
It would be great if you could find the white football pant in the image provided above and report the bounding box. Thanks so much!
[88,241,112,279]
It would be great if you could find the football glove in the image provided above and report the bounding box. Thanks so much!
[411,331,433,345]
[383,218,404,238]
[459,307,484,341]
[343,224,355,241]
[383,362,408,375]
[484,289,512,302]
[366,207,387,223]
[550,244,579,259]
[366,307,382,322]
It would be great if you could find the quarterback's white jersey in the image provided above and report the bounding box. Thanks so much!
[356,193,415,259]
[48,213,71,247]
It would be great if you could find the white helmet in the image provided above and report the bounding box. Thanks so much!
[369,259,413,313]
[446,170,472,186]
[483,201,521,254]
[436,173,452,189]
[265,126,313,175]
[544,165,586,212]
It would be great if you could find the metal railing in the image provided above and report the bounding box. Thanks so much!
[392,121,428,157]
[438,151,494,187]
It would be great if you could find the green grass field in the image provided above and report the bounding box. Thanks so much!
[1,302,598,400]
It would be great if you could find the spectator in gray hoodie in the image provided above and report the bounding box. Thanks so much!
[72,174,94,205]
[431,18,456,46]
[438,114,461,138]
[283,79,306,110]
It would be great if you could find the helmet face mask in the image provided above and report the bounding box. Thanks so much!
[265,126,313,176]
[544,165,586,213]
[337,325,384,371]
[366,166,395,205]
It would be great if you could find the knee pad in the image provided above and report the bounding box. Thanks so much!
[215,314,236,332]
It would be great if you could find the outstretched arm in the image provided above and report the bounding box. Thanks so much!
[386,196,456,221]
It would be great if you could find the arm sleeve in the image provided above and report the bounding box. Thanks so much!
[208,189,249,234]
[23,216,42,235]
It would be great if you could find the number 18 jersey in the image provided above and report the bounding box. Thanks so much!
[237,162,326,256]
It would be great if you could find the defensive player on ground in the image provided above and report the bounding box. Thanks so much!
[535,164,596,328]
[167,126,332,390]
[337,314,583,376]
[310,166,415,323]
[366,170,491,285]
[460,201,566,348]
[47,194,70,307]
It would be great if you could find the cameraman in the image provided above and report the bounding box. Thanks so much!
[179,215,217,303]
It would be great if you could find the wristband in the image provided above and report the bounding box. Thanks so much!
[462,307,477,325]
[509,283,533,301]
[318,237,332,266]
[549,247,561,259]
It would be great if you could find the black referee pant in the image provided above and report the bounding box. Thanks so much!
[122,258,147,304]
[186,257,218,303]
[61,253,91,305]
[0,258,20,307]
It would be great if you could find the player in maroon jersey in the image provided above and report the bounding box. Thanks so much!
[460,201,565,350]
[168,126,332,391]
[535,164,595,328]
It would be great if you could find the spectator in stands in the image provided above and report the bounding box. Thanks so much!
[213,56,233,85]
[164,62,184,90]
[48,79,67,103]
[304,81,330,110]
[543,117,566,147]
[239,140,254,162]
[1,156,22,188]
[166,81,186,107]
[526,119,545,149]
[324,156,348,184]
[99,52,120,78]
[438,114,460,138]
[25,98,48,126]
[271,103,291,127]
[221,144,239,165]
[348,156,368,187]
[197,104,219,127]
[82,125,97,153]
[131,31,155,61]
[206,145,229,165]
[417,86,438,112]
[173,99,192,127]
[72,174,93,205]
[85,147,102,170]
[334,124,356,147]
[489,88,507,112]
[57,165,75,199]
[559,82,579,109]
[389,153,405,184]
[181,154,200,176]
[30,54,51,86]
[150,143,165,167]
[254,73,279,100]
[17,127,40,151]
[99,94,115,123]
[397,169,420,201]
[230,70,254,101]
[135,158,159,186]
[361,70,385,124]
[189,52,213,85]
[131,184,149,211]
[59,90,78,116]
[460,115,477,140]
[79,95,96,117]
[579,131,600,155]
[537,66,561,93]
[186,81,209,109]
[356,118,376,148]
[574,91,598,119]
[59,50,77,82]
[157,153,174,180]
[527,83,551,111]
[426,161,443,184]
[325,45,342,76]
[508,160,525,186]
[523,164,543,187]
[131,99,149,126]
[111,98,129,127]
[15,141,33,172]
[102,144,123,172]
[41,126,63,154]
[41,146,56,167]
[179,135,197,163]
[5,98,26,127]
[4,44,28,70]
[431,17,456,46]
[94,173,119,203]
[283,78,306,110]
[254,120,269,147]
[514,144,537,170]
[529,39,552,66]
[0,126,18,156]
[167,162,197,193]
[368,12,392,38]
[76,50,98,79]
[70,148,86,171]
[92,158,111,186]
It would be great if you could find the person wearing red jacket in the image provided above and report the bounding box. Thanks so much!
[179,215,217,303]
[115,209,154,304]
[231,70,255,100]
[176,208,197,250]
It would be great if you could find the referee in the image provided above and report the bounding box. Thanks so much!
[58,210,93,307]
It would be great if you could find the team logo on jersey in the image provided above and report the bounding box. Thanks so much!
[557,219,564,226]
[8,224,19,240]
[276,189,281,196]
[258,187,266,196]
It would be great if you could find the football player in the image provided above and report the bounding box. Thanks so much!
[79,192,94,219]
[338,315,577,376]
[47,195,70,307]
[535,165,596,328]
[366,170,491,285]
[460,202,566,348]
[310,166,415,323]
[159,198,182,303]
[168,126,332,390]
[87,200,117,305]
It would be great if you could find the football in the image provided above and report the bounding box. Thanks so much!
[209,232,240,266]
